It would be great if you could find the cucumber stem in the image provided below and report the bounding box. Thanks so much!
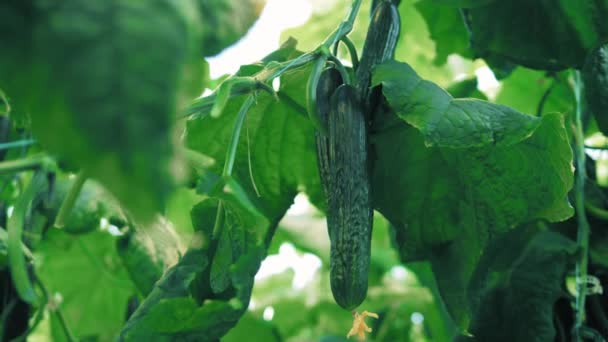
[572,70,590,340]
[212,96,255,239]
[327,55,352,85]
[53,171,87,229]
[333,36,359,70]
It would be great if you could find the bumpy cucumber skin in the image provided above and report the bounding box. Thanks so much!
[357,0,401,121]
[315,68,343,195]
[583,44,608,135]
[327,85,372,310]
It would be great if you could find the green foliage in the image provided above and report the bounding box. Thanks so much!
[35,230,135,340]
[0,1,206,222]
[583,43,608,136]
[44,177,121,235]
[462,0,608,70]
[414,1,472,64]
[373,60,542,147]
[371,60,573,326]
[185,62,320,216]
[4,0,607,341]
[117,218,183,296]
[464,228,578,341]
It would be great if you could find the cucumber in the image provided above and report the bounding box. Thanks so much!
[582,43,608,135]
[357,0,401,122]
[327,85,372,310]
[315,67,343,195]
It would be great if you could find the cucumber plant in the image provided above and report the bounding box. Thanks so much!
[0,0,607,341]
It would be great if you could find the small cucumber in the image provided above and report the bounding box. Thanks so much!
[315,67,343,195]
[357,0,401,121]
[327,84,372,310]
[582,43,608,135]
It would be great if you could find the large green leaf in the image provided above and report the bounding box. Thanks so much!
[371,60,574,327]
[185,64,320,216]
[35,230,136,340]
[462,229,577,341]
[198,0,266,56]
[373,60,541,148]
[119,242,265,341]
[463,0,608,70]
[0,1,205,222]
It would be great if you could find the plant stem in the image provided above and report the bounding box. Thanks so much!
[0,154,50,175]
[183,0,364,120]
[585,201,608,221]
[8,172,47,304]
[0,139,36,151]
[572,70,591,340]
[54,171,87,229]
[535,78,557,116]
[10,277,50,342]
[211,96,255,238]
[54,305,76,342]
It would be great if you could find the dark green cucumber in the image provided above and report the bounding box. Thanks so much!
[582,43,608,135]
[357,0,401,121]
[327,84,372,310]
[315,67,343,195]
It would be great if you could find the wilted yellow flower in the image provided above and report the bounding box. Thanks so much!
[347,310,379,340]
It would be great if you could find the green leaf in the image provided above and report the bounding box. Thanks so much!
[372,60,541,148]
[495,68,574,117]
[463,1,608,70]
[185,64,320,217]
[120,246,265,341]
[2,1,205,222]
[371,61,573,326]
[415,1,472,65]
[372,113,573,326]
[116,217,184,296]
[35,230,136,340]
[198,0,266,56]
[463,229,577,341]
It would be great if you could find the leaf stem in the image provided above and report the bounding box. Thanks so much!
[535,78,557,116]
[0,140,36,151]
[54,303,76,342]
[10,276,49,342]
[585,201,608,221]
[54,171,87,229]
[0,154,52,175]
[7,172,47,303]
[572,70,591,340]
[212,96,255,238]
